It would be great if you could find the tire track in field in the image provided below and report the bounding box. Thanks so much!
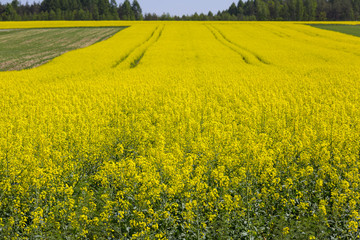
[253,23,292,39]
[112,25,164,69]
[275,24,360,58]
[208,24,270,65]
[253,24,339,64]
[205,24,251,64]
[130,25,164,68]
[112,26,160,67]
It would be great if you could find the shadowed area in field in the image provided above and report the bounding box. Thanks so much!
[0,27,125,71]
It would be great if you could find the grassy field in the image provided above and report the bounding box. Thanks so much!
[310,24,360,37]
[0,27,124,71]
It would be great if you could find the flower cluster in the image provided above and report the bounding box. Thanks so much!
[0,21,360,239]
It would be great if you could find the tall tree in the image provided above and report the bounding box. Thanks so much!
[131,0,142,20]
[304,0,317,20]
[228,2,238,16]
[98,0,110,19]
[268,0,278,20]
[354,0,360,20]
[244,0,256,17]
[2,3,18,20]
[2,0,360,21]
[280,2,290,20]
[316,0,329,20]
[11,0,20,9]
[256,0,270,20]
[110,0,119,19]
[237,0,245,17]
[119,0,134,20]
[208,11,214,20]
[296,0,305,20]
[342,0,355,20]
[60,0,69,11]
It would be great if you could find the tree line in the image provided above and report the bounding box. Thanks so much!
[147,0,360,21]
[220,0,360,21]
[1,0,360,21]
[0,0,142,21]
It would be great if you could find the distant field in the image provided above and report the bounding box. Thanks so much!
[0,27,124,71]
[310,24,360,37]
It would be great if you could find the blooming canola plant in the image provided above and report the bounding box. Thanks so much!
[0,21,360,239]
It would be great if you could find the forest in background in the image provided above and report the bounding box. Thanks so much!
[1,0,360,22]
[0,0,142,21]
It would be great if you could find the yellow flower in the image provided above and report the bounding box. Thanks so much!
[283,227,289,235]
[349,221,359,233]
[1,20,360,239]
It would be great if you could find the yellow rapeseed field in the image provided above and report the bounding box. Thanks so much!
[1,21,360,239]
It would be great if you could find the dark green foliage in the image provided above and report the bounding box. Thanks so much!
[132,0,142,20]
[119,0,134,20]
[141,0,360,21]
[1,0,360,22]
[228,3,239,16]
[0,0,142,21]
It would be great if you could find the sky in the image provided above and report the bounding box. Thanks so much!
[1,0,236,16]
[137,0,235,16]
